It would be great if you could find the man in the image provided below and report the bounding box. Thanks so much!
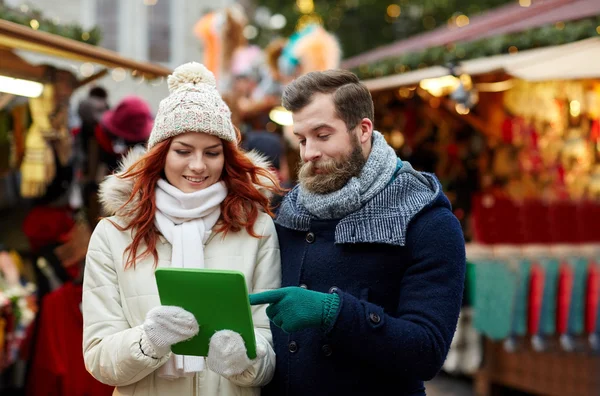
[250,70,466,396]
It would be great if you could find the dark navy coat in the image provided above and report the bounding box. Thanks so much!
[264,167,466,396]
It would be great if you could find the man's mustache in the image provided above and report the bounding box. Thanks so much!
[299,158,343,177]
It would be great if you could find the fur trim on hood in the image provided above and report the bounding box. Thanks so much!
[98,146,277,218]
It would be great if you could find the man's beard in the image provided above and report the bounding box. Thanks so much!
[298,134,366,195]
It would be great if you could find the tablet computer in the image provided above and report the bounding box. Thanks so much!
[154,268,256,358]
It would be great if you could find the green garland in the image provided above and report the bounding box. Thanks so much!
[0,5,101,45]
[351,16,600,80]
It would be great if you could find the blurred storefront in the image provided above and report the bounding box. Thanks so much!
[0,19,169,394]
[348,1,600,395]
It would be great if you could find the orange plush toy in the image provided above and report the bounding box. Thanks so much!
[193,4,248,93]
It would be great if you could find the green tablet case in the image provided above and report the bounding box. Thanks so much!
[154,268,257,359]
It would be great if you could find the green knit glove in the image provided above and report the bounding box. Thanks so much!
[249,287,340,333]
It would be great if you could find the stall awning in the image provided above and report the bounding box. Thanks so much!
[363,38,600,91]
[491,38,600,81]
[363,67,449,91]
[0,19,170,80]
[460,37,600,80]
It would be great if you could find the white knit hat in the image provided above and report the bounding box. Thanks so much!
[147,62,236,149]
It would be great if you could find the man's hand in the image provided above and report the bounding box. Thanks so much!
[249,287,340,333]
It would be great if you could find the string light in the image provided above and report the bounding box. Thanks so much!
[0,75,43,98]
[475,80,515,93]
[519,0,531,7]
[29,19,39,30]
[111,68,126,82]
[151,76,165,87]
[296,0,314,14]
[456,15,469,28]
[420,75,460,97]
[297,14,323,30]
[390,130,405,148]
[270,14,287,30]
[570,100,581,117]
[79,63,95,77]
[397,88,413,99]
[455,103,470,115]
[386,5,401,18]
[243,25,258,40]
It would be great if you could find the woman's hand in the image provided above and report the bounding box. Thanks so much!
[142,305,199,357]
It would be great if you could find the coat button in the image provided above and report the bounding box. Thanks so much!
[305,232,315,243]
[369,313,381,324]
[321,344,333,356]
[288,341,298,353]
[299,284,308,289]
[328,286,338,293]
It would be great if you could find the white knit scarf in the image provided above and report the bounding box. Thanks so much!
[153,178,228,379]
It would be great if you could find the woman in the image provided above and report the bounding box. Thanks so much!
[82,62,282,395]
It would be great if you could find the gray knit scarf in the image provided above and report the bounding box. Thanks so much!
[297,130,398,220]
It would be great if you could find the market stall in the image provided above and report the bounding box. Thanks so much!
[356,33,600,396]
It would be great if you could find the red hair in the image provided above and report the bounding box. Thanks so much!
[111,134,284,269]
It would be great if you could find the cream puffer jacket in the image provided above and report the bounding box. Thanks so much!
[82,149,281,396]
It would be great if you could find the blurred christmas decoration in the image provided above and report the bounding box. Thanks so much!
[352,16,600,79]
[495,79,600,201]
[450,74,479,111]
[0,249,37,370]
[20,84,57,198]
[0,4,101,45]
[0,76,43,98]
[277,23,341,79]
[252,0,515,59]
[194,4,250,92]
[20,75,75,199]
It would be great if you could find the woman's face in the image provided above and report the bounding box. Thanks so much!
[164,132,225,193]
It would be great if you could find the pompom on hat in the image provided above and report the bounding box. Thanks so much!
[147,62,237,149]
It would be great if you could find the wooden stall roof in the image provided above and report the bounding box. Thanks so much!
[0,19,171,80]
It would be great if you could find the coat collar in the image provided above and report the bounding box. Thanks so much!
[275,162,447,246]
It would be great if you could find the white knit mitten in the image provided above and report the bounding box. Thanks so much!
[142,305,199,357]
[206,330,266,378]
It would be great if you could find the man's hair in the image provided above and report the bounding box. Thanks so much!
[282,69,374,130]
